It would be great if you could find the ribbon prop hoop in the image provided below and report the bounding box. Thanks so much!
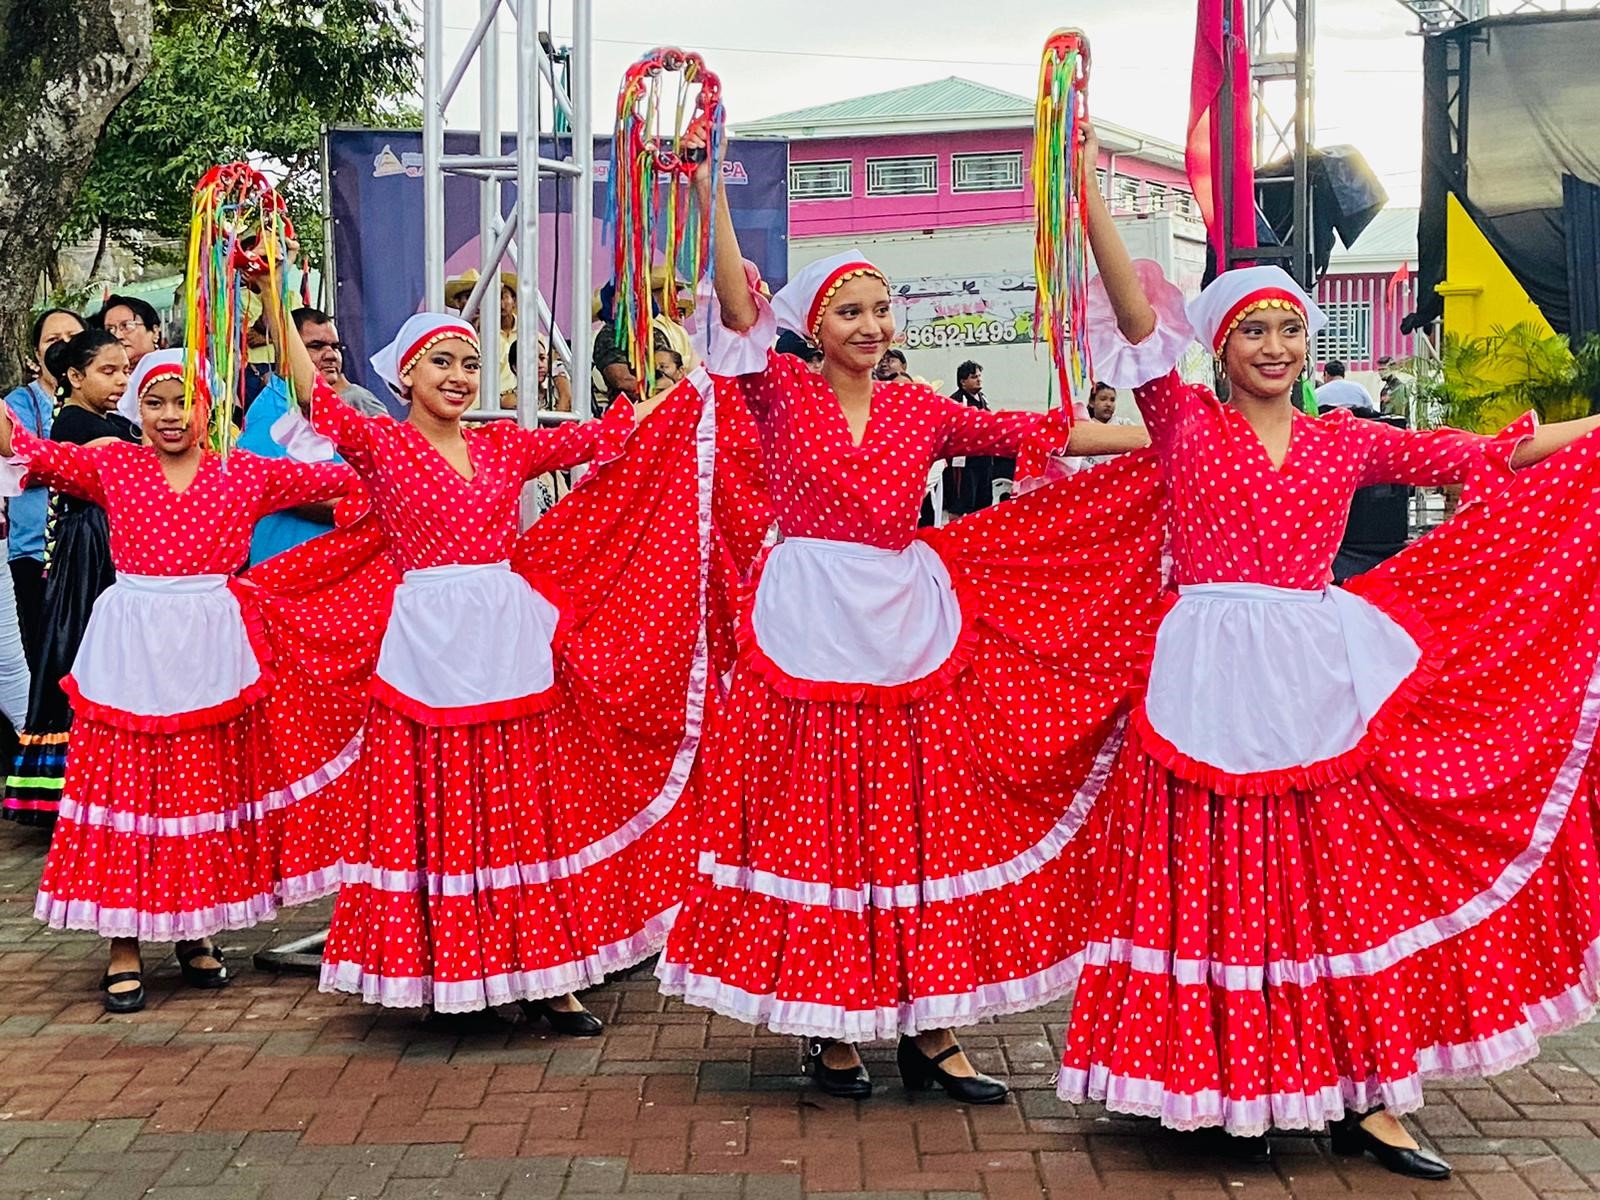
[1032,29,1094,413]
[604,46,725,394]
[185,163,299,457]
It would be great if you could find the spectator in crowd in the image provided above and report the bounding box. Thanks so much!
[1074,381,1139,469]
[293,307,387,417]
[654,347,685,387]
[446,270,519,409]
[942,360,1013,515]
[4,308,83,670]
[776,329,824,372]
[592,270,698,403]
[91,295,161,370]
[874,348,912,383]
[236,311,383,564]
[1088,380,1120,423]
[1314,360,1374,413]
[507,335,574,413]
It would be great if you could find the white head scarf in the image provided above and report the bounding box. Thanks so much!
[117,349,187,428]
[369,313,479,397]
[1184,266,1327,354]
[770,249,888,338]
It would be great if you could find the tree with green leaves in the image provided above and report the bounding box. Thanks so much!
[65,0,419,278]
[0,0,154,376]
[2,0,418,375]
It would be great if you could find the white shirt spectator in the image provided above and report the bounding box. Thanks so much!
[1315,379,1373,411]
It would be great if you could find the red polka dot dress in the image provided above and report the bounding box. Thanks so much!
[1059,354,1600,1133]
[657,348,1167,1040]
[8,430,356,940]
[308,379,717,1012]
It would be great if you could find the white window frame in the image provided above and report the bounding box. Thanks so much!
[866,155,938,197]
[951,152,1023,193]
[1317,301,1375,365]
[787,159,852,200]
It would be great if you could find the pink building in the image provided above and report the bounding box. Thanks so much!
[1318,207,1421,372]
[735,77,1196,239]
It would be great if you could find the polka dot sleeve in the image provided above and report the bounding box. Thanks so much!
[934,389,1048,458]
[1356,416,1498,488]
[10,426,107,506]
[1131,370,1198,454]
[494,398,637,481]
[308,377,380,474]
[257,456,356,517]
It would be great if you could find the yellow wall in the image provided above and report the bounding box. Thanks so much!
[1437,193,1554,341]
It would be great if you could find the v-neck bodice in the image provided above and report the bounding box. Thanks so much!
[307,378,632,571]
[728,351,1055,551]
[1136,370,1527,589]
[10,433,351,575]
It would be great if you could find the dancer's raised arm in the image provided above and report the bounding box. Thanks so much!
[685,126,760,333]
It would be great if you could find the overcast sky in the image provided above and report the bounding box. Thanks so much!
[436,0,1426,205]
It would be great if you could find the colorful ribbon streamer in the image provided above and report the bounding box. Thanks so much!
[1032,30,1094,413]
[184,163,297,460]
[604,47,725,395]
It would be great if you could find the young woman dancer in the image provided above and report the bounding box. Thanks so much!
[272,300,716,1032]
[1058,125,1600,1179]
[657,129,1164,1102]
[1,349,355,1011]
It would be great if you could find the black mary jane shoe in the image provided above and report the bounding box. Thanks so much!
[424,1008,510,1035]
[896,1037,1008,1105]
[519,998,603,1037]
[805,1037,872,1099]
[175,942,229,990]
[100,970,146,1014]
[1330,1113,1452,1181]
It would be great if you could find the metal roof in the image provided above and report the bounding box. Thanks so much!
[737,77,1031,132]
[1328,206,1419,268]
[734,75,1185,168]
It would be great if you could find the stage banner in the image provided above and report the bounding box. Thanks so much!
[325,128,790,397]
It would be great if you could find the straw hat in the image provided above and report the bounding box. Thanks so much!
[444,268,517,311]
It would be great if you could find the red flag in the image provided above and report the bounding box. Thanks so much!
[1386,260,1410,303]
[1186,0,1255,267]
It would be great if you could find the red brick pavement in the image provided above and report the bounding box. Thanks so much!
[3,824,1600,1198]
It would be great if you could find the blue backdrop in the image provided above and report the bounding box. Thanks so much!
[325,128,790,398]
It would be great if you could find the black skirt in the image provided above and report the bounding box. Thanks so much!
[1,501,117,827]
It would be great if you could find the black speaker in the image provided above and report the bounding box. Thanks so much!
[1256,145,1390,280]
[1334,413,1410,582]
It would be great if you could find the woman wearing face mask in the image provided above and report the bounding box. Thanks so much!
[272,299,714,1033]
[657,127,1161,1104]
[1056,126,1600,1179]
[2,330,138,830]
[3,308,84,675]
[0,349,354,1012]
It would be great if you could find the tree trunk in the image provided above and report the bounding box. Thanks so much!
[87,211,112,281]
[0,1,153,381]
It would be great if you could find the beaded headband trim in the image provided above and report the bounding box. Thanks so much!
[807,264,888,336]
[1213,290,1306,353]
[399,325,479,377]
[134,364,184,400]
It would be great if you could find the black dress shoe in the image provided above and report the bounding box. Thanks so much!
[519,998,603,1037]
[805,1038,871,1099]
[175,941,228,989]
[1330,1113,1451,1180]
[100,970,146,1014]
[896,1037,1008,1104]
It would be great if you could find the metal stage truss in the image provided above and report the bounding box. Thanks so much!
[423,0,595,424]
[1395,0,1600,34]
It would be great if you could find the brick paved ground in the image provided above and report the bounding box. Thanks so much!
[4,825,1600,1199]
